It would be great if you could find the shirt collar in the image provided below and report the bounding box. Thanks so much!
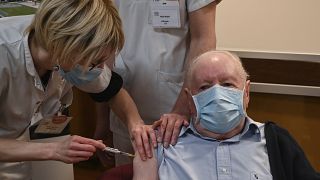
[179,117,263,142]
[23,33,37,77]
[179,119,216,141]
[238,117,263,142]
[23,33,46,91]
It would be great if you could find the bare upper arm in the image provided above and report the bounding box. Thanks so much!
[133,150,158,180]
[188,2,217,43]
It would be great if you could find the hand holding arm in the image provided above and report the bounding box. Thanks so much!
[108,88,157,160]
[153,114,189,148]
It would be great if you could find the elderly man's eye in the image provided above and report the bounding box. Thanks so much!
[199,85,211,91]
[221,83,234,87]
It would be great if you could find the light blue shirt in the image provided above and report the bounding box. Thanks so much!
[156,117,273,180]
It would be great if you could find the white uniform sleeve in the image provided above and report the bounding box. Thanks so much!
[186,0,220,12]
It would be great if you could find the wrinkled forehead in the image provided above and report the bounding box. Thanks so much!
[191,52,243,82]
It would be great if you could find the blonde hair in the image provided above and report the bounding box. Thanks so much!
[26,0,124,68]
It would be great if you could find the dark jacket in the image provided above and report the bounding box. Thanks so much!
[265,122,320,180]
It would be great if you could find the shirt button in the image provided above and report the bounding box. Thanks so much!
[222,168,227,173]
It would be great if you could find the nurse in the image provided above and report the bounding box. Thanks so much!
[0,0,152,179]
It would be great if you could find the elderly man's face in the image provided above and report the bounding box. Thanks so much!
[188,53,250,116]
[185,52,250,138]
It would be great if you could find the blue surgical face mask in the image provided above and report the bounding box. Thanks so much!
[192,84,246,134]
[58,64,102,86]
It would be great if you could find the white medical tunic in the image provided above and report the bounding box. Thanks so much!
[111,0,218,137]
[0,15,111,179]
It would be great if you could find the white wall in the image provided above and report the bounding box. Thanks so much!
[216,0,320,54]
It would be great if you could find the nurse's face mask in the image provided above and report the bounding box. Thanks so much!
[192,84,247,134]
[55,64,102,86]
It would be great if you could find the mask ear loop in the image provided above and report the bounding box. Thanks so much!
[241,80,249,117]
[185,88,199,125]
[191,95,201,125]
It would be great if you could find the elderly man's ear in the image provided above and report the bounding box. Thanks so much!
[244,80,251,109]
[184,88,196,116]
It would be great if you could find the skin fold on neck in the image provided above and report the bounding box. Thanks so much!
[193,118,246,140]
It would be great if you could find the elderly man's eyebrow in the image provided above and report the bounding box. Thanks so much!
[219,75,241,85]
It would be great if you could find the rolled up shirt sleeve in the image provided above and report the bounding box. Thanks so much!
[187,0,221,12]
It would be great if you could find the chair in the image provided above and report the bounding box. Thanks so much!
[98,164,133,180]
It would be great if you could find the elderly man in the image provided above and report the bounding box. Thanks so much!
[132,50,320,180]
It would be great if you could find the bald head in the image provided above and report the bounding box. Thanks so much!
[186,50,248,90]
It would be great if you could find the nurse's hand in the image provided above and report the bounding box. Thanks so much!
[129,124,157,161]
[153,113,189,148]
[52,135,106,163]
